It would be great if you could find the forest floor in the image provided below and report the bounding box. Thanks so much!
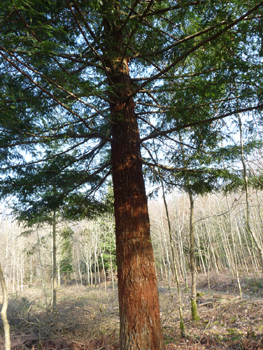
[0,272,263,349]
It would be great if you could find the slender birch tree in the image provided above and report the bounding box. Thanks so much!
[0,263,11,350]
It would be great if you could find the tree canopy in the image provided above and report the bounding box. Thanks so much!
[1,1,263,191]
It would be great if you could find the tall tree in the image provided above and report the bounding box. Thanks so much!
[1,1,263,348]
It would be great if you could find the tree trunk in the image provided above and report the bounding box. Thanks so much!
[178,226,188,292]
[77,245,83,286]
[109,45,164,350]
[196,232,207,275]
[238,115,263,273]
[189,193,200,321]
[109,237,115,291]
[160,206,171,288]
[37,221,48,308]
[52,210,57,312]
[0,263,11,350]
[20,248,24,296]
[162,182,185,337]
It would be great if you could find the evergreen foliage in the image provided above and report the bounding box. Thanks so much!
[0,1,262,199]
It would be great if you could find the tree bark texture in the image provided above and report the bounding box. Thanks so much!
[102,7,164,348]
[109,49,164,350]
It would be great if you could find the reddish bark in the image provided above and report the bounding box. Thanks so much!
[110,57,164,349]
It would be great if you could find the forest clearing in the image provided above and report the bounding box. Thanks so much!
[0,273,263,350]
[1,190,263,349]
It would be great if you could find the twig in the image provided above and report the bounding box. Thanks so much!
[199,320,211,343]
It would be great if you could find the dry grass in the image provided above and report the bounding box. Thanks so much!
[159,272,263,349]
[0,274,263,349]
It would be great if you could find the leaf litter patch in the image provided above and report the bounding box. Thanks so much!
[0,274,263,349]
